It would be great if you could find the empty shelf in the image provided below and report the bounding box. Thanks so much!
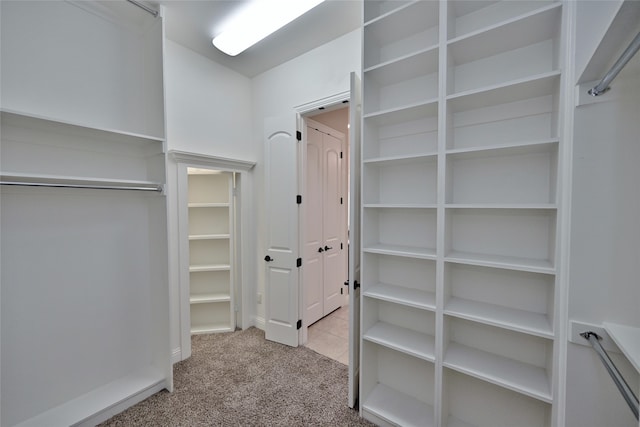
[445,297,553,338]
[446,251,555,274]
[365,283,436,311]
[444,343,552,402]
[364,322,436,361]
[190,294,231,304]
[365,244,436,259]
[363,383,435,427]
[189,264,231,272]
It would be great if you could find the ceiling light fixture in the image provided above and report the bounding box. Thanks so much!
[212,0,326,56]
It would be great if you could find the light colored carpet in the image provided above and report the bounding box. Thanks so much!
[100,327,376,426]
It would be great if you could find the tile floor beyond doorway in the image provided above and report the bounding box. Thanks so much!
[305,304,349,365]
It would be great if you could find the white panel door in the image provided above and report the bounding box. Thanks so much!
[348,71,362,409]
[264,114,299,347]
[322,131,344,315]
[304,127,324,325]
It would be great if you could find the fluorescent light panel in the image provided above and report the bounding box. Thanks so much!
[212,0,325,56]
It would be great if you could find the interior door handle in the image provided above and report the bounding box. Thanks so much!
[264,255,274,262]
[318,247,324,253]
[324,245,333,251]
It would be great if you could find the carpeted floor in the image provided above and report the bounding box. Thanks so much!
[100,327,376,426]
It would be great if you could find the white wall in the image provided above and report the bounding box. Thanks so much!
[251,29,361,324]
[165,40,255,160]
[0,1,163,137]
[163,40,255,359]
[565,28,640,427]
[311,107,350,140]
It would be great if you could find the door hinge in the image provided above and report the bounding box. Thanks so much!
[297,195,302,204]
[297,319,302,329]
[297,258,302,268]
[340,197,343,204]
[340,151,343,159]
[340,288,343,295]
[340,242,343,250]
[296,130,302,141]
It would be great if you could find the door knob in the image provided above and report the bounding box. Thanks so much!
[324,245,333,251]
[264,255,274,262]
[318,247,324,253]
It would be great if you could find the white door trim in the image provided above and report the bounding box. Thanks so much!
[295,93,350,345]
[303,118,347,327]
[295,91,350,115]
[169,150,255,361]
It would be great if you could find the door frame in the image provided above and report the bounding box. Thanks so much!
[169,150,255,360]
[302,117,348,327]
[295,90,350,344]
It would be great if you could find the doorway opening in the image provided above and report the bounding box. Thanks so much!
[186,167,238,337]
[172,150,255,361]
[301,104,351,365]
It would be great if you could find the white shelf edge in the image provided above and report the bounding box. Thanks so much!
[190,294,231,304]
[188,203,230,208]
[363,152,438,164]
[190,325,233,335]
[444,297,554,339]
[364,283,436,311]
[363,0,420,27]
[363,98,439,120]
[364,321,435,361]
[189,264,231,272]
[446,138,560,156]
[169,150,255,171]
[447,2,562,46]
[444,343,552,403]
[364,204,438,209]
[14,367,166,427]
[446,70,561,103]
[188,234,230,240]
[364,44,439,74]
[0,108,165,142]
[445,204,557,210]
[364,244,437,260]
[0,172,164,189]
[603,322,640,373]
[445,251,555,275]
[362,383,435,427]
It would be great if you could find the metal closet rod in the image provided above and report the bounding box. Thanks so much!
[0,181,163,192]
[580,331,639,420]
[126,0,159,18]
[589,31,640,96]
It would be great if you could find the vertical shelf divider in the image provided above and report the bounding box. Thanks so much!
[434,1,449,426]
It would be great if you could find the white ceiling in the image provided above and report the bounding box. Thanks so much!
[154,0,362,77]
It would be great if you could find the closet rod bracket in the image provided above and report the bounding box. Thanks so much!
[588,31,640,96]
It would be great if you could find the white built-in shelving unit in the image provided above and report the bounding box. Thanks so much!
[187,169,235,334]
[360,1,564,426]
[0,2,170,426]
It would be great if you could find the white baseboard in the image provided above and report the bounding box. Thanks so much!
[171,347,182,365]
[75,380,166,427]
[253,316,265,330]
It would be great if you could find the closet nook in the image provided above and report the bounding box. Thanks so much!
[0,2,171,426]
[187,168,236,334]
